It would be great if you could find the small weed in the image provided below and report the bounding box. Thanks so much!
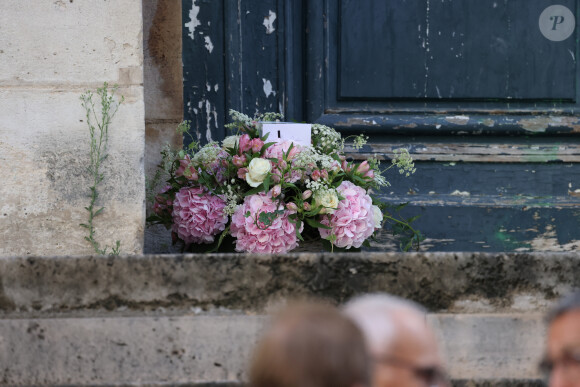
[79,82,123,256]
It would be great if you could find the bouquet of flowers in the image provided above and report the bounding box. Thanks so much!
[147,110,421,253]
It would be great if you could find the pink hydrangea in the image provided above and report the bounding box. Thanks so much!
[319,181,375,249]
[231,192,302,253]
[172,186,228,244]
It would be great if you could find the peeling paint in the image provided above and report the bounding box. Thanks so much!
[262,78,275,98]
[518,117,550,132]
[445,115,470,125]
[481,119,495,127]
[263,10,276,34]
[204,36,214,53]
[525,225,580,252]
[204,100,214,143]
[450,190,470,196]
[517,116,580,133]
[184,1,201,40]
[568,189,580,198]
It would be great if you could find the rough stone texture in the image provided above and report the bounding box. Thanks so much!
[0,315,265,386]
[0,313,545,385]
[0,252,561,385]
[142,0,184,253]
[143,0,184,122]
[0,0,145,256]
[0,252,577,315]
[430,314,545,380]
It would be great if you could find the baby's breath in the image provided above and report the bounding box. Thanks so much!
[352,134,369,150]
[229,109,252,124]
[305,179,327,191]
[192,142,223,165]
[258,112,284,122]
[392,148,416,177]
[225,109,253,131]
[295,147,339,172]
[312,124,342,153]
[220,182,241,216]
[160,143,179,174]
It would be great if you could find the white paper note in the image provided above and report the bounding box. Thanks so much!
[260,122,312,146]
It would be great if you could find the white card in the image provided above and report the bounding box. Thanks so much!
[260,122,312,146]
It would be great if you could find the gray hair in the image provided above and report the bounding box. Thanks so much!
[546,290,580,324]
[343,293,427,316]
[342,293,427,354]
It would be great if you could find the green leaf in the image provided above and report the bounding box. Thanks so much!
[331,178,344,188]
[392,202,409,211]
[295,219,304,241]
[260,142,276,154]
[321,238,334,252]
[284,142,294,159]
[94,207,104,216]
[244,184,265,197]
[405,214,421,224]
[351,174,367,185]
[304,217,332,230]
[79,223,90,229]
[207,225,230,253]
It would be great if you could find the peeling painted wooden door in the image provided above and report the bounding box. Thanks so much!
[182,0,580,251]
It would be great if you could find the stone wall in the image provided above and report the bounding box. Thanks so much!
[1,252,576,385]
[143,0,183,184]
[0,0,146,256]
[143,0,184,253]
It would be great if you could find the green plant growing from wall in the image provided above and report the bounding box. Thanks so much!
[80,82,123,255]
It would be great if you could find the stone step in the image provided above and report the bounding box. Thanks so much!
[0,313,545,386]
[0,252,571,386]
[0,252,578,314]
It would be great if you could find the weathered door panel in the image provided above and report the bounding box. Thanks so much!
[339,0,576,101]
[182,0,580,252]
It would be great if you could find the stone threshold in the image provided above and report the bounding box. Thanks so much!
[0,252,578,314]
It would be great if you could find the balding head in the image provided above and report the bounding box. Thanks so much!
[250,302,370,387]
[343,294,447,387]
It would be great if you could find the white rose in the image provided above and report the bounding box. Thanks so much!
[222,135,240,150]
[372,205,383,229]
[313,189,339,214]
[246,158,272,187]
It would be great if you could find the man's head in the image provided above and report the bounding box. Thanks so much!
[543,291,580,387]
[343,294,447,387]
[249,302,370,387]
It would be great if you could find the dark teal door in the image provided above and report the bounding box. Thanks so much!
[182,0,580,251]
